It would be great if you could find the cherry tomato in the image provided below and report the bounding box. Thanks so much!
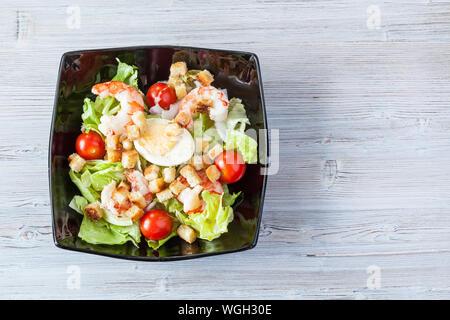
[75,131,105,160]
[214,150,246,184]
[146,83,176,110]
[140,209,173,241]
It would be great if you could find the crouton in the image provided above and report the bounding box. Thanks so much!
[164,122,183,137]
[106,148,122,162]
[174,111,191,127]
[179,164,202,187]
[122,150,139,169]
[126,125,140,141]
[206,164,221,182]
[156,188,174,202]
[148,177,165,193]
[84,202,103,221]
[169,61,188,78]
[202,154,213,166]
[68,153,86,173]
[131,111,147,130]
[196,70,214,86]
[195,138,209,154]
[177,224,197,244]
[168,62,189,100]
[122,139,134,151]
[125,205,144,222]
[169,177,188,195]
[162,167,176,184]
[207,144,223,161]
[112,185,130,206]
[144,164,160,181]
[174,85,187,100]
[128,191,146,209]
[190,154,204,171]
[106,135,120,150]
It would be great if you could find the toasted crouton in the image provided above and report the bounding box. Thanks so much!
[206,165,221,182]
[126,125,140,141]
[125,205,144,222]
[106,135,120,150]
[207,144,223,161]
[68,153,86,173]
[112,185,130,206]
[122,150,139,169]
[174,85,187,100]
[131,111,147,130]
[169,61,188,78]
[128,191,146,209]
[162,167,176,184]
[144,164,160,181]
[190,155,204,171]
[202,154,213,165]
[180,164,202,187]
[156,188,174,202]
[122,139,134,151]
[169,177,188,195]
[107,148,122,162]
[84,202,103,221]
[148,177,165,193]
[177,224,197,244]
[196,70,214,86]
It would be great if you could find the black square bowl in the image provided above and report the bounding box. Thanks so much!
[49,46,268,261]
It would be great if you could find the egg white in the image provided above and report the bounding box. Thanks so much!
[134,118,195,166]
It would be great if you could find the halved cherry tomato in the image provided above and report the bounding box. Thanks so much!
[214,150,246,184]
[140,209,173,241]
[75,131,105,160]
[146,83,176,110]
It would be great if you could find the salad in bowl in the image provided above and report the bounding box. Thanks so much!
[66,58,258,250]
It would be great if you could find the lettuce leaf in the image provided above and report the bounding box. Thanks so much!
[78,217,141,247]
[69,160,124,202]
[69,195,89,214]
[175,191,234,241]
[226,98,250,132]
[225,130,258,164]
[222,184,241,207]
[112,58,139,89]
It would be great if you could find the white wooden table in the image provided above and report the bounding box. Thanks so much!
[1,0,450,299]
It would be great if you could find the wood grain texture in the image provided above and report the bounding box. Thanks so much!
[1,0,450,299]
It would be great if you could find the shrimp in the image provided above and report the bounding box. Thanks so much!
[174,86,229,130]
[124,169,153,202]
[92,81,144,137]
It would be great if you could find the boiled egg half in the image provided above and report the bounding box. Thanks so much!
[134,118,194,166]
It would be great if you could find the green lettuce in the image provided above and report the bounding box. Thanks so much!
[69,160,124,203]
[222,184,241,207]
[69,195,89,214]
[225,130,258,164]
[226,98,250,132]
[223,98,258,163]
[78,217,141,247]
[176,191,234,241]
[112,58,139,89]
